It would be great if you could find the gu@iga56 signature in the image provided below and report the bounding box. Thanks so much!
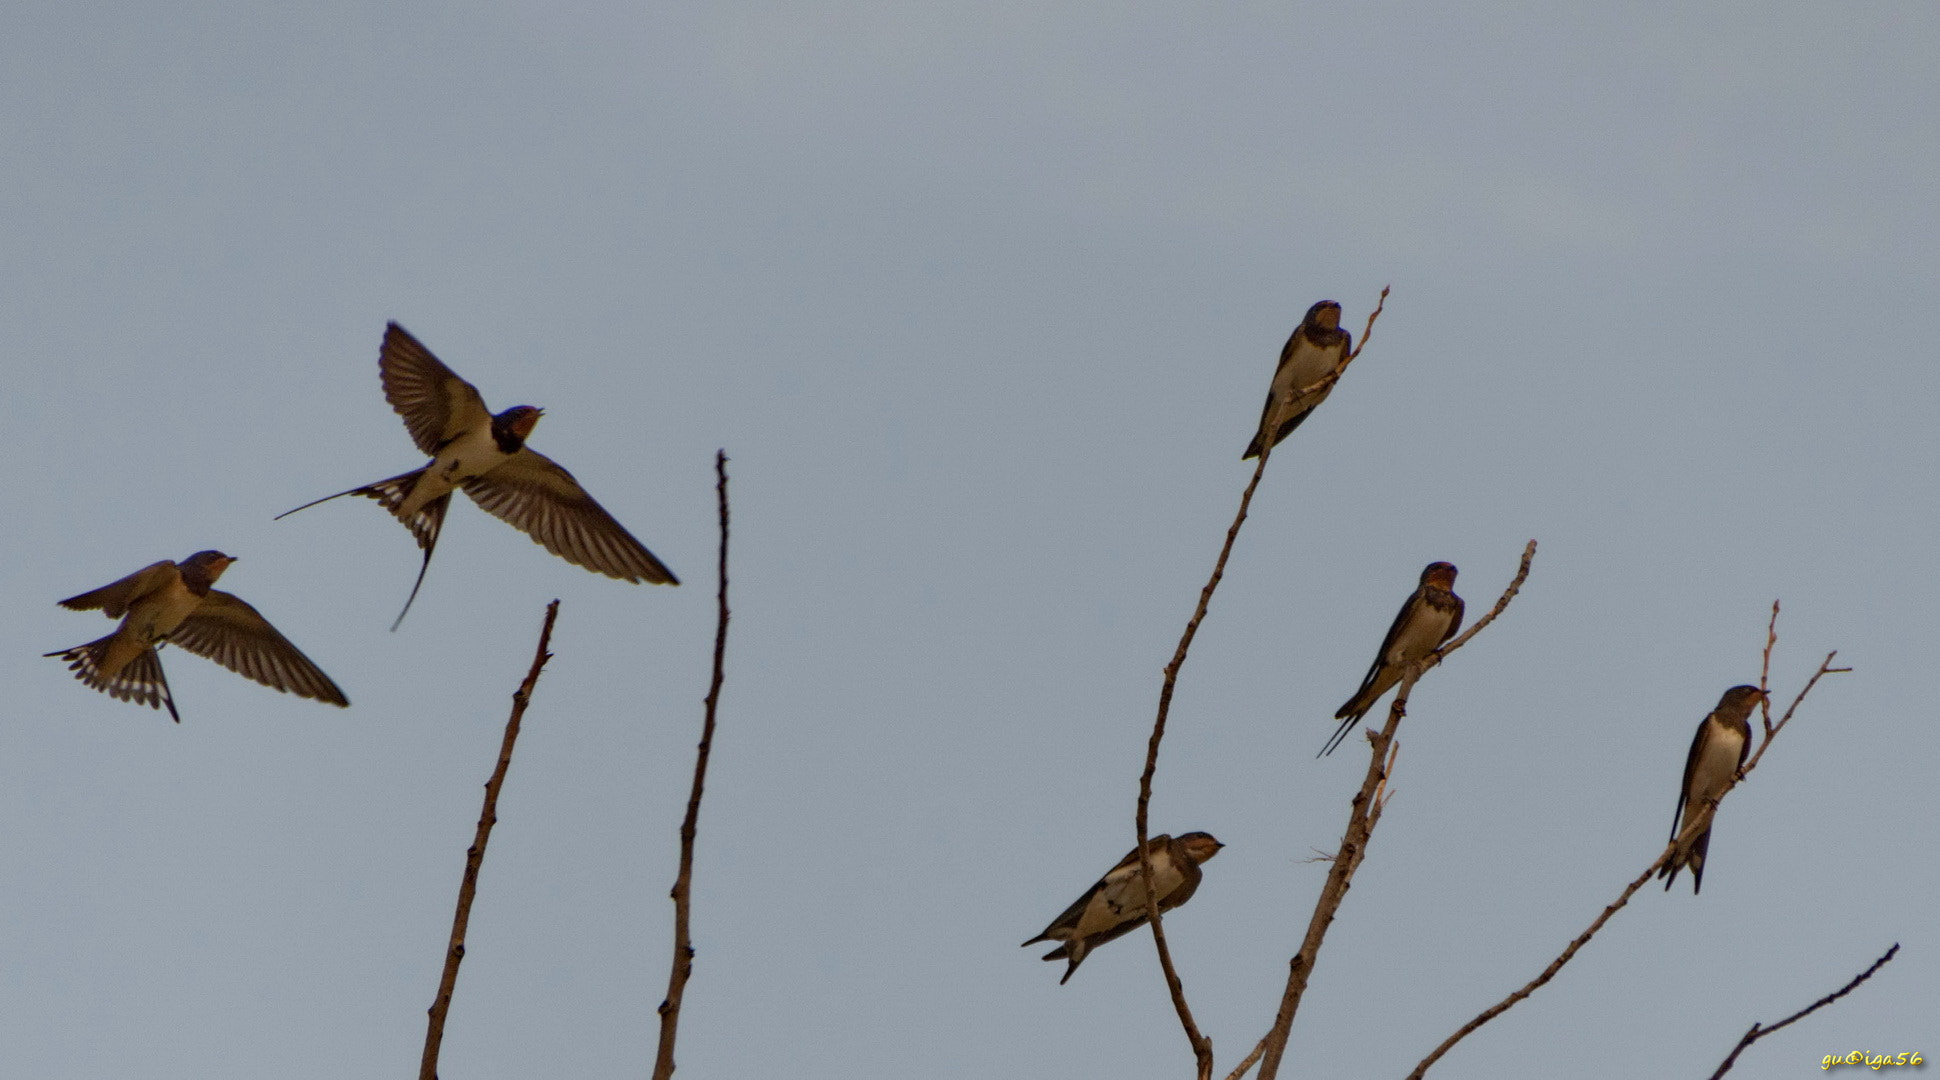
[1823,1050,1923,1071]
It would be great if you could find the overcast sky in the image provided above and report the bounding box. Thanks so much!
[3,4,1934,1078]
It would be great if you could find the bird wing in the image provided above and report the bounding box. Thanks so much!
[1439,592,1466,647]
[1670,715,1710,841]
[380,322,492,456]
[1350,589,1425,703]
[1024,837,1171,945]
[168,592,349,706]
[462,448,679,584]
[57,561,177,617]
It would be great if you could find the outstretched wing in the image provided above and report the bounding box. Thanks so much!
[463,448,679,584]
[169,592,349,707]
[56,561,177,617]
[380,322,492,456]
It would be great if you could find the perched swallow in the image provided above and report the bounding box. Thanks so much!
[1322,561,1464,757]
[1022,832,1223,984]
[45,551,349,722]
[1242,300,1352,460]
[1660,685,1765,894]
[278,323,678,629]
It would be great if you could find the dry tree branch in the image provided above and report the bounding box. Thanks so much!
[1252,540,1537,1080]
[1404,615,1849,1080]
[652,450,733,1080]
[1133,287,1390,1079]
[1708,943,1899,1079]
[419,599,562,1080]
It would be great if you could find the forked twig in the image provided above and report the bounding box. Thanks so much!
[1405,613,1848,1080]
[1708,943,1899,1079]
[653,451,734,1080]
[419,600,562,1080]
[1254,541,1537,1080]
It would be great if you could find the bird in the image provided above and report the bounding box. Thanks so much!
[1322,561,1465,757]
[45,551,349,722]
[1660,685,1765,894]
[277,322,678,629]
[1022,832,1223,984]
[1242,300,1353,460]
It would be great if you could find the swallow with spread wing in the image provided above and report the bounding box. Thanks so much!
[279,323,678,628]
[1660,685,1765,894]
[1242,300,1352,460]
[1322,561,1464,757]
[1022,832,1223,984]
[46,551,348,722]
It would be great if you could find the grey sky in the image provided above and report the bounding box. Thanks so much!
[3,4,1934,1077]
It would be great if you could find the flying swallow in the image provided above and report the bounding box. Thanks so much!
[1022,831,1223,984]
[278,322,679,629]
[45,551,349,722]
[1659,685,1765,894]
[1242,300,1352,460]
[1322,561,1464,757]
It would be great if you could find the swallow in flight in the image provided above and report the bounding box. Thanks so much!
[278,323,678,628]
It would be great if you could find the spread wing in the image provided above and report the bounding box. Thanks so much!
[462,448,679,584]
[380,322,492,456]
[57,561,177,617]
[168,592,349,707]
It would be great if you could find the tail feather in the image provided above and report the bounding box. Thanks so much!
[390,493,451,631]
[278,469,450,631]
[46,637,180,722]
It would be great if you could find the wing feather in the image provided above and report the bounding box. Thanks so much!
[380,323,491,455]
[169,592,349,707]
[463,449,678,584]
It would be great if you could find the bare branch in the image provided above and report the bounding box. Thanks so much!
[1406,615,1848,1080]
[653,451,734,1080]
[1708,943,1899,1079]
[1254,541,1537,1080]
[420,600,562,1080]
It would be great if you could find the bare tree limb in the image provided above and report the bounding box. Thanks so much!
[1404,614,1848,1080]
[1254,540,1537,1080]
[1708,943,1899,1079]
[419,599,562,1080]
[653,451,733,1080]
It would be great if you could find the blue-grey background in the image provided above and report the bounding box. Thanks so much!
[3,4,1932,1077]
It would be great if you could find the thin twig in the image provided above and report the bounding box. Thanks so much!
[1708,943,1899,1079]
[653,451,733,1080]
[419,600,562,1080]
[1222,1035,1270,1080]
[1254,541,1537,1080]
[1757,601,1778,734]
[1405,620,1848,1080]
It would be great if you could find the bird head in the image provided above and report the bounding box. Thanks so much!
[499,405,544,440]
[179,550,236,589]
[1177,832,1225,865]
[1420,561,1458,589]
[1305,300,1343,332]
[1716,685,1768,718]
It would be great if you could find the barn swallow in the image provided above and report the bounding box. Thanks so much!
[1022,832,1223,984]
[278,322,679,629]
[1322,561,1465,757]
[1242,300,1352,460]
[45,551,349,722]
[1659,685,1765,894]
